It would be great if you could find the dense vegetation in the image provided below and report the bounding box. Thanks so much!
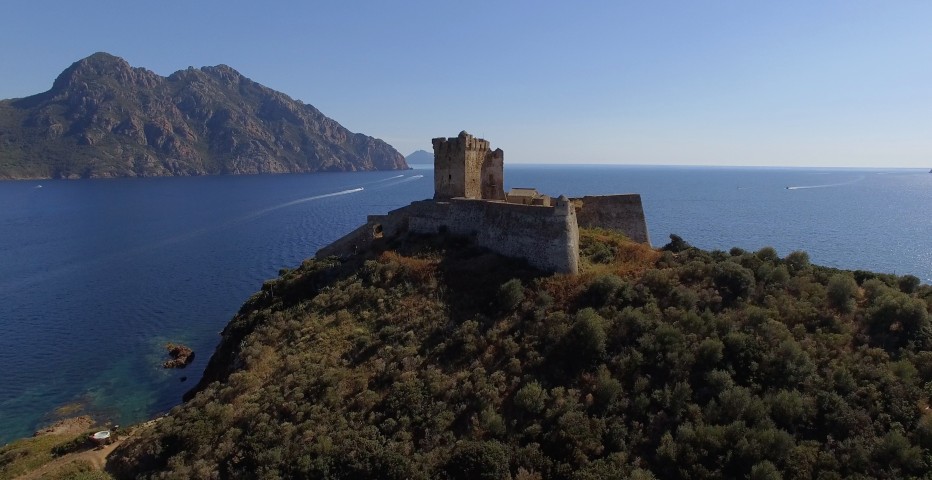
[109,230,932,479]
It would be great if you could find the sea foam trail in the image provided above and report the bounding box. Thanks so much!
[241,187,365,221]
[372,175,424,190]
[372,174,405,183]
[786,176,865,190]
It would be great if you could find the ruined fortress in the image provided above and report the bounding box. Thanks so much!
[317,131,650,274]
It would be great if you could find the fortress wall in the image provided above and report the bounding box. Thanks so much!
[316,204,416,258]
[317,199,580,273]
[407,199,579,274]
[573,194,651,245]
[316,222,379,258]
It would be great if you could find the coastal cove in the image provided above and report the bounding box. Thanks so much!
[1,165,930,444]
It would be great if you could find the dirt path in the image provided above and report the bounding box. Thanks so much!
[15,436,125,479]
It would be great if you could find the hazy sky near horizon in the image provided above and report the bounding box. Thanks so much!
[2,1,930,168]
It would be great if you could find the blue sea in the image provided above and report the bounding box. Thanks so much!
[1,165,930,444]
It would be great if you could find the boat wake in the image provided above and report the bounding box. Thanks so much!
[786,176,865,190]
[372,175,424,190]
[242,187,365,220]
[372,174,405,183]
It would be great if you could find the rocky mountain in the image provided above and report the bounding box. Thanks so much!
[405,149,434,164]
[0,52,408,179]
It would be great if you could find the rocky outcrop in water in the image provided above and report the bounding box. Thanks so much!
[0,52,407,179]
[162,343,194,369]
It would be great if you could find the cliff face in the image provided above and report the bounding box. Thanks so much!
[0,52,407,179]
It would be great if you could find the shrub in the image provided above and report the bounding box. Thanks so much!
[756,246,780,263]
[514,381,548,415]
[444,440,511,480]
[749,460,781,480]
[826,274,858,313]
[583,274,625,307]
[784,251,810,273]
[867,292,930,349]
[899,275,921,294]
[696,338,724,367]
[713,261,756,304]
[662,234,692,253]
[499,279,524,312]
[568,308,607,366]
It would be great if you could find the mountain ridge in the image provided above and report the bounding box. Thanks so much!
[0,52,408,179]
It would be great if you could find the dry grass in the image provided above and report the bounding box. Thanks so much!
[579,228,660,277]
[377,251,438,283]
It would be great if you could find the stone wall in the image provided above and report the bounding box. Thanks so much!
[481,149,505,200]
[315,222,381,258]
[316,199,580,274]
[406,198,579,274]
[573,194,651,245]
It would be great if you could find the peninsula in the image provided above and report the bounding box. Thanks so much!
[93,135,932,479]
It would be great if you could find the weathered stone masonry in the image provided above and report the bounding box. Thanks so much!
[433,131,504,201]
[316,132,650,274]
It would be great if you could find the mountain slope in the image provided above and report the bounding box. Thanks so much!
[0,52,407,179]
[107,231,932,479]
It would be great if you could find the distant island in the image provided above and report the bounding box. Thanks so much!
[405,149,434,164]
[0,52,408,180]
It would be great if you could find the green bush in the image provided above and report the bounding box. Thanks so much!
[662,234,692,253]
[566,308,607,367]
[444,440,511,480]
[784,251,810,273]
[899,275,921,294]
[826,274,858,313]
[713,261,756,304]
[498,279,524,312]
[584,274,625,306]
[514,381,548,415]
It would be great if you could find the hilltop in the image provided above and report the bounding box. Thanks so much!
[0,53,407,179]
[100,230,932,479]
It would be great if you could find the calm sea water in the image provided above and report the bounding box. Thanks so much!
[0,165,930,443]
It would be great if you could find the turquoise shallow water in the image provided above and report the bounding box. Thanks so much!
[0,165,929,443]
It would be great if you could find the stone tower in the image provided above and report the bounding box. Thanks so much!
[432,131,505,200]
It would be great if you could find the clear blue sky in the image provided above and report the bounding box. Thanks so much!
[2,1,930,167]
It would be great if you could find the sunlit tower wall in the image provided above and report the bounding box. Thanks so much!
[433,131,504,200]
